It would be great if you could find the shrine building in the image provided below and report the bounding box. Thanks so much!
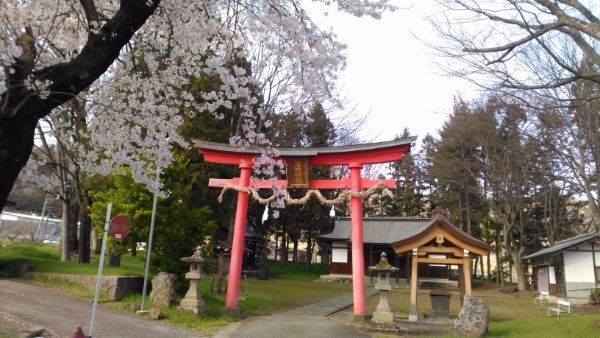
[319,217,450,281]
[524,232,600,303]
[321,211,491,321]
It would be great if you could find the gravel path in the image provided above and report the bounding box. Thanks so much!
[0,279,201,337]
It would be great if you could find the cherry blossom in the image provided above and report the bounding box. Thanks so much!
[2,0,395,202]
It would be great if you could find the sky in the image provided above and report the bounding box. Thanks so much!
[305,1,480,146]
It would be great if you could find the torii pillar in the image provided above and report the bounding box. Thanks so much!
[225,160,252,309]
[349,162,366,315]
[196,138,415,316]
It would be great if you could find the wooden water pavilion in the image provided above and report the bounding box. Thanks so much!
[390,209,491,321]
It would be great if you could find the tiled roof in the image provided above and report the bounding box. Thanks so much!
[194,138,416,157]
[319,217,432,244]
[523,232,600,260]
[319,215,492,253]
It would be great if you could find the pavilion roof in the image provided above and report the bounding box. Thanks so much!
[194,138,416,158]
[320,215,492,254]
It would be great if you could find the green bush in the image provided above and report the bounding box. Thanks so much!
[589,288,600,305]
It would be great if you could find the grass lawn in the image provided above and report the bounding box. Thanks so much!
[0,244,350,335]
[242,261,351,315]
[0,243,145,276]
[486,315,600,338]
[2,243,599,336]
[366,281,600,337]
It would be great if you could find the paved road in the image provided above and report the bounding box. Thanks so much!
[0,279,373,338]
[214,290,378,338]
[281,289,378,317]
[0,279,200,337]
[214,315,369,338]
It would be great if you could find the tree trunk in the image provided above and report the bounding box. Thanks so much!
[305,224,313,269]
[108,251,121,267]
[0,119,37,212]
[495,231,503,285]
[69,202,80,255]
[465,190,472,235]
[78,207,91,263]
[0,1,160,214]
[292,237,298,262]
[259,237,268,279]
[93,231,101,255]
[280,232,284,262]
[274,233,278,261]
[508,254,513,283]
[321,244,330,265]
[458,193,463,231]
[130,238,137,256]
[60,199,71,262]
[228,198,236,242]
[281,231,288,263]
[512,253,527,291]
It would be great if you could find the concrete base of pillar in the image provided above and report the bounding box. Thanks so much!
[408,314,418,322]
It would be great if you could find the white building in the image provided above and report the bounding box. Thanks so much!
[524,232,600,304]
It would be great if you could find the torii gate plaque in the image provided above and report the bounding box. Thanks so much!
[196,138,415,316]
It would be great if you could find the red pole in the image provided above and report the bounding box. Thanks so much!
[349,162,366,315]
[225,161,252,309]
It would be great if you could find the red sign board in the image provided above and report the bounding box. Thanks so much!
[109,215,129,241]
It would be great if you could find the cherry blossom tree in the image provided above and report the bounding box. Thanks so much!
[0,0,396,212]
[21,98,90,261]
[1,0,160,212]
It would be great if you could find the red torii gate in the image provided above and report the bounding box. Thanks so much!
[197,138,414,316]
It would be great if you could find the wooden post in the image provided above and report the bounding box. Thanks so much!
[592,242,598,287]
[409,248,418,321]
[458,264,465,305]
[394,253,399,284]
[487,251,492,282]
[480,255,485,280]
[464,250,472,296]
[406,254,410,284]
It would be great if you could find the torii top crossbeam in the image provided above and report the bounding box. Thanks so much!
[197,138,415,191]
[196,138,415,317]
[196,137,415,166]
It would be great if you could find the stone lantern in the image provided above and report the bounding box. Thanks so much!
[368,252,399,323]
[180,246,205,314]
